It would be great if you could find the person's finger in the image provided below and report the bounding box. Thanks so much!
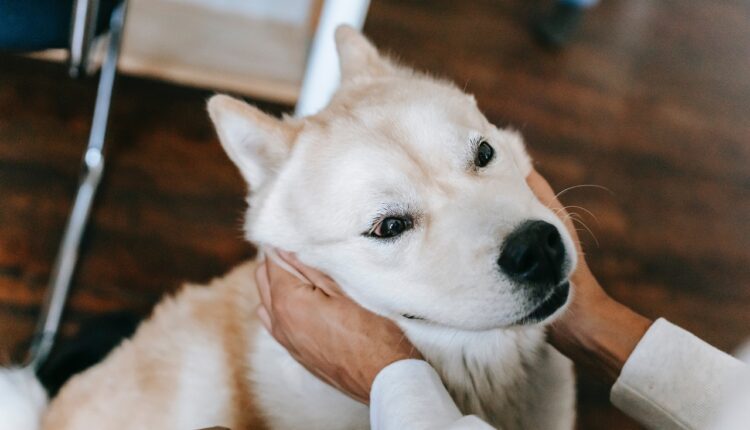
[526,169,581,251]
[277,251,343,296]
[255,263,274,311]
[526,170,560,209]
[256,305,272,332]
[265,252,311,295]
[257,303,295,349]
[264,254,320,319]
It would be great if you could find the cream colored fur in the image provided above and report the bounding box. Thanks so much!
[1,26,576,430]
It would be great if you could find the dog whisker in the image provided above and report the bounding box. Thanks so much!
[560,205,599,224]
[568,213,599,248]
[554,183,614,199]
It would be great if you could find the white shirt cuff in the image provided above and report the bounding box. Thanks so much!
[611,318,746,430]
[370,359,494,430]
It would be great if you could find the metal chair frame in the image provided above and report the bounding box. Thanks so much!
[69,0,102,78]
[26,0,127,370]
[23,0,371,371]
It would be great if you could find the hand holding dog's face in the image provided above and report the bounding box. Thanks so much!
[209,27,578,332]
[255,250,421,404]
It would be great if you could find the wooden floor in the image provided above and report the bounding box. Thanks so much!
[1,0,748,428]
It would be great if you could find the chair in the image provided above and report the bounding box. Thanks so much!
[1,0,370,371]
[1,0,128,370]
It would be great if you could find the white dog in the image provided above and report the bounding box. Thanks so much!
[0,26,576,430]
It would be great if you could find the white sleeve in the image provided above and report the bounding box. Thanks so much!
[370,359,496,430]
[611,318,747,430]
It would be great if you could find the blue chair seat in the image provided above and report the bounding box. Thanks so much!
[0,0,119,52]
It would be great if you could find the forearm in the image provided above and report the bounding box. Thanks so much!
[550,269,749,430]
[549,271,652,385]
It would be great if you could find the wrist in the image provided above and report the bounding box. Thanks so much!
[551,287,652,385]
[577,296,652,383]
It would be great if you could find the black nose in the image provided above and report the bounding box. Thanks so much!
[498,220,566,285]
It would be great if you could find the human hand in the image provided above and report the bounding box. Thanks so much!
[525,169,610,324]
[527,169,651,383]
[255,251,422,404]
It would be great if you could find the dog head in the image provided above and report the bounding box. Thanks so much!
[208,27,577,331]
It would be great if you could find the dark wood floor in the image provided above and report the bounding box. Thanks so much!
[1,0,748,428]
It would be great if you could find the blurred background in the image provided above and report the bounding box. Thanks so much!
[1,0,748,428]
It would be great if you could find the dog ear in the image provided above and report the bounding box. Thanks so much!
[335,25,399,82]
[207,95,295,189]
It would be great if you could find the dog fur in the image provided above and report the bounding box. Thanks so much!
[0,26,575,430]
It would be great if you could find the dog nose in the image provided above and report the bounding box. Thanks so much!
[498,220,566,285]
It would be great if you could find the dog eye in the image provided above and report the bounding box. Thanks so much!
[474,141,494,168]
[371,216,413,238]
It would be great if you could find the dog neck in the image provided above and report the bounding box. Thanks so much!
[401,321,549,426]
